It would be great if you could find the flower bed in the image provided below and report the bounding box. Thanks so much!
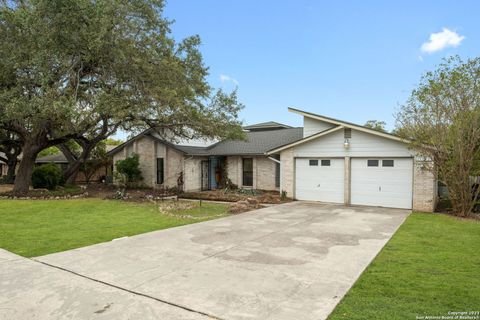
[0,186,86,200]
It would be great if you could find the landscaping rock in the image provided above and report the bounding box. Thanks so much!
[228,199,262,214]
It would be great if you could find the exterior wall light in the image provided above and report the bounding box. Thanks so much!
[344,138,350,149]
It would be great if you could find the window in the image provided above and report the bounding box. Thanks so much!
[157,158,164,184]
[242,158,253,186]
[367,159,379,167]
[344,128,352,138]
[321,159,331,166]
[382,160,394,167]
[309,160,318,166]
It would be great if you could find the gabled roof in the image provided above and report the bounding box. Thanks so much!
[243,121,292,131]
[203,127,303,156]
[106,129,189,157]
[266,108,410,154]
[106,125,304,157]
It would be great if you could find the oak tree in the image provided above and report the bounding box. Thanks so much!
[0,0,244,194]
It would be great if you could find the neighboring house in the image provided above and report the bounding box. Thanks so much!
[35,147,115,183]
[0,153,7,177]
[108,108,437,212]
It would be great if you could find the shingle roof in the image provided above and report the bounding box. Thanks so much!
[178,127,303,156]
[106,125,303,157]
[174,145,211,156]
[243,121,292,131]
[35,153,69,163]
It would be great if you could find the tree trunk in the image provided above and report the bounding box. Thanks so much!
[12,145,39,195]
[61,143,95,185]
[64,160,84,185]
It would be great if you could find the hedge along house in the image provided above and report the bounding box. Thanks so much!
[267,108,437,212]
[106,122,303,192]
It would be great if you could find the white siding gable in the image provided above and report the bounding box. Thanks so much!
[303,117,335,138]
[294,128,413,158]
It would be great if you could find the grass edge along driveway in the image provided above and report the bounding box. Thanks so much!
[328,212,480,320]
[0,199,228,258]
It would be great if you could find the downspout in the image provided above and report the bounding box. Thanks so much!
[267,156,281,164]
[267,156,282,193]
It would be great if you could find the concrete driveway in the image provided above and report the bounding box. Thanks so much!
[1,202,409,320]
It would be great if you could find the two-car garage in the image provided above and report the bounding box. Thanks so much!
[270,108,436,212]
[295,157,413,209]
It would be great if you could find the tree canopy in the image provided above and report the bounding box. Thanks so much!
[364,120,386,132]
[0,0,244,193]
[396,56,480,217]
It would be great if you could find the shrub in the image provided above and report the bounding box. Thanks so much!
[115,154,143,186]
[31,163,62,190]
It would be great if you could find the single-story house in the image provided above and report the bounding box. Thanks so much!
[108,108,437,212]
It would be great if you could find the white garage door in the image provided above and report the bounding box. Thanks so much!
[295,158,344,203]
[351,158,413,209]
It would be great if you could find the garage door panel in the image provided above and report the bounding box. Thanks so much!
[351,158,413,209]
[295,158,344,203]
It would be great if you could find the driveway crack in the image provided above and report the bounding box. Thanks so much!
[33,259,226,320]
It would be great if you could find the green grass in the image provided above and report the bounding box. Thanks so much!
[0,199,228,257]
[328,213,480,320]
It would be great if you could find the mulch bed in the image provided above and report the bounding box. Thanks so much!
[180,189,291,204]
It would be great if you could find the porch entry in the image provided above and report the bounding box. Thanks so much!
[201,157,226,191]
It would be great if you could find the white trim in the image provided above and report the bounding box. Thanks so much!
[288,107,410,143]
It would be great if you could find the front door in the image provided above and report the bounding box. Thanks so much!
[201,160,209,191]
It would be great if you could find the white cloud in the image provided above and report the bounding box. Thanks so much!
[220,74,239,86]
[420,28,465,54]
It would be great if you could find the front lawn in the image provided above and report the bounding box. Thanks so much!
[328,212,480,320]
[0,199,228,257]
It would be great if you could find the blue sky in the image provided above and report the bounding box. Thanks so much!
[119,1,479,139]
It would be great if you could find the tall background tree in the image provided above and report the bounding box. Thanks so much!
[396,56,480,217]
[364,120,387,132]
[0,0,244,194]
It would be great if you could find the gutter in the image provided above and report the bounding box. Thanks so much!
[267,156,280,164]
